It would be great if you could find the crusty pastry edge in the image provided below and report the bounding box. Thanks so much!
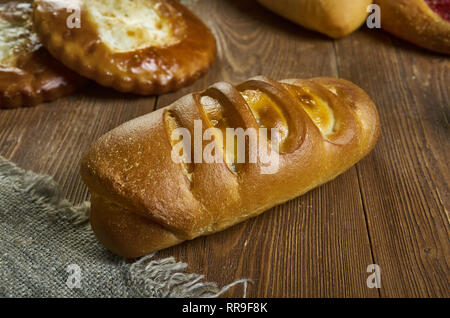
[32,0,217,95]
[375,0,450,54]
[0,61,83,108]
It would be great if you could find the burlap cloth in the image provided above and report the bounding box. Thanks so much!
[0,156,248,297]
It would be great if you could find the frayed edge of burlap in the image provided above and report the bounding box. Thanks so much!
[0,156,252,298]
[128,254,251,298]
[0,156,91,225]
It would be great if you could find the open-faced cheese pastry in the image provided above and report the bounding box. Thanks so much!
[33,0,217,95]
[0,0,85,108]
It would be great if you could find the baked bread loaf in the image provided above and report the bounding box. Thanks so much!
[33,0,217,95]
[375,0,450,54]
[258,0,373,38]
[0,0,85,108]
[81,76,380,258]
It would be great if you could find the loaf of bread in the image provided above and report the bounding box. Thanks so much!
[81,76,380,258]
[258,0,373,38]
[374,0,450,54]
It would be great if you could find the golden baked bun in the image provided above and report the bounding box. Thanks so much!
[0,0,85,108]
[81,76,380,258]
[33,0,217,95]
[375,0,450,54]
[258,0,373,38]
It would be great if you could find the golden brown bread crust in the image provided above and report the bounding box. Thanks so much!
[258,0,373,38]
[375,0,450,54]
[0,0,85,108]
[81,76,380,258]
[33,0,217,95]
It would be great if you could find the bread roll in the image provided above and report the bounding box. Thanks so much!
[374,0,450,54]
[258,0,373,38]
[81,76,380,258]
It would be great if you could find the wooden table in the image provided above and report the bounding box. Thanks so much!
[1,0,448,297]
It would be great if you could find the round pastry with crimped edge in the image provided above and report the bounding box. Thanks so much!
[33,0,217,95]
[80,75,380,258]
[374,0,450,54]
[0,0,85,109]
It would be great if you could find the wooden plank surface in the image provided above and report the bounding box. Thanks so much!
[335,29,450,297]
[0,0,448,297]
[0,86,157,205]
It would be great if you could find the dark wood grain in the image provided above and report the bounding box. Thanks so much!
[334,28,450,297]
[0,0,448,298]
[0,84,157,204]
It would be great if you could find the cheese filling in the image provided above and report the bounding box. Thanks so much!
[240,89,289,146]
[0,1,41,67]
[85,0,183,52]
[296,89,336,136]
[200,95,239,172]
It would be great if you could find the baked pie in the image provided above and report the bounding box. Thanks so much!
[0,0,85,108]
[375,0,450,54]
[33,0,217,95]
